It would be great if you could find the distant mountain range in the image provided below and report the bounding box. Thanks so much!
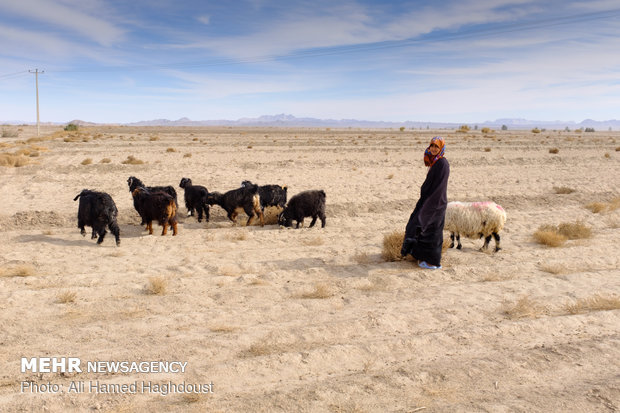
[4,114,620,130]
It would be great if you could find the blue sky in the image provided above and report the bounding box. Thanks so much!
[1,0,620,123]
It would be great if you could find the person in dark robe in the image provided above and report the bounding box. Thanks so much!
[401,136,450,269]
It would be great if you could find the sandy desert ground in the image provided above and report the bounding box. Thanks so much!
[1,124,619,412]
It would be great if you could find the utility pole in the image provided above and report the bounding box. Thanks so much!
[29,69,44,137]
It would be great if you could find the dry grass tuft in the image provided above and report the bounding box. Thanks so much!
[57,291,77,304]
[502,296,547,319]
[534,225,568,247]
[557,221,592,239]
[564,294,620,314]
[585,197,620,214]
[484,147,491,152]
[183,153,192,158]
[99,158,111,164]
[585,202,607,213]
[81,158,93,165]
[121,155,145,165]
[0,264,37,277]
[297,283,333,299]
[382,230,404,261]
[0,153,30,167]
[553,186,575,194]
[144,276,167,295]
[166,147,176,152]
[549,147,559,154]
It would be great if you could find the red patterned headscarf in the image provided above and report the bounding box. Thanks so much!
[424,136,445,167]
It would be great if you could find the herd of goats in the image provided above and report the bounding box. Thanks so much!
[73,176,327,246]
[73,175,507,254]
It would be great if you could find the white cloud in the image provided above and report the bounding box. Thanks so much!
[197,15,211,25]
[0,0,125,46]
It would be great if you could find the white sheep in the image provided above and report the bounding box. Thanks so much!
[444,201,507,252]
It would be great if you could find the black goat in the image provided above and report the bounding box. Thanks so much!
[278,190,326,229]
[73,189,120,245]
[179,177,210,222]
[241,180,287,212]
[131,187,178,236]
[206,183,264,226]
[127,176,178,225]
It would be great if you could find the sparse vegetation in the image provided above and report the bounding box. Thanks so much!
[0,264,37,277]
[502,296,547,319]
[297,283,333,299]
[57,291,77,304]
[549,147,559,154]
[64,123,79,131]
[145,276,167,295]
[121,155,145,165]
[585,198,620,213]
[81,158,93,165]
[1,128,19,138]
[100,158,111,163]
[457,125,470,133]
[382,231,404,262]
[0,153,30,167]
[533,221,592,247]
[564,294,620,314]
[166,147,176,152]
[553,186,575,194]
[531,128,541,134]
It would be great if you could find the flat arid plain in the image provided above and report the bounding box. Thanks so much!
[1,125,619,412]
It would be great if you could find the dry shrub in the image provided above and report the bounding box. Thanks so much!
[549,147,559,154]
[382,230,404,261]
[81,158,93,165]
[183,153,192,158]
[297,283,333,299]
[502,296,547,319]
[145,276,167,295]
[585,202,607,213]
[616,146,620,151]
[166,147,176,152]
[0,264,36,277]
[585,197,620,214]
[0,153,30,167]
[57,291,77,304]
[604,153,610,158]
[557,221,591,239]
[564,294,620,314]
[100,158,111,163]
[1,128,19,138]
[553,186,575,194]
[121,155,144,165]
[533,227,567,247]
[484,147,491,152]
[149,136,160,141]
[387,173,394,179]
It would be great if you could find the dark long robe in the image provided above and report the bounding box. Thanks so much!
[401,157,450,266]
